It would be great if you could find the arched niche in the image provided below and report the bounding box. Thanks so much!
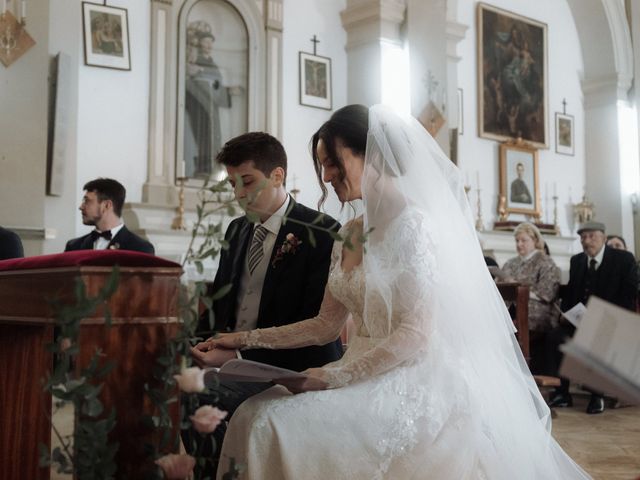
[143,0,283,207]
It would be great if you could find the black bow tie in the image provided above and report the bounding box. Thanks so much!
[91,230,113,241]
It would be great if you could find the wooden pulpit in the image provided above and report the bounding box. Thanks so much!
[0,251,183,479]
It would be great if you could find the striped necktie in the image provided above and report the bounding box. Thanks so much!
[247,225,269,275]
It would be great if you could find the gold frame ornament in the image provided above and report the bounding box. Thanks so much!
[499,139,541,218]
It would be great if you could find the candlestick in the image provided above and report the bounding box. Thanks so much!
[171,177,187,231]
[552,195,560,235]
[475,188,484,232]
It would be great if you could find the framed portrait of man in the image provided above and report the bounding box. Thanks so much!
[477,3,548,148]
[82,2,131,70]
[499,141,540,217]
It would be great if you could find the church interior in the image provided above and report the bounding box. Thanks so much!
[1,0,640,479]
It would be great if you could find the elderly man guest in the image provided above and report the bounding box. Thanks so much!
[546,221,637,414]
[65,178,154,254]
[501,222,560,374]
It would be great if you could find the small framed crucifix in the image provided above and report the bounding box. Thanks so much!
[299,35,332,110]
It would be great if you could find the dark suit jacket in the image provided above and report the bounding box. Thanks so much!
[0,226,24,260]
[201,200,343,372]
[561,246,637,312]
[65,225,155,254]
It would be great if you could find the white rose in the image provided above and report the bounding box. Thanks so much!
[173,367,205,393]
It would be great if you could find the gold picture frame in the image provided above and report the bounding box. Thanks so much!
[499,140,540,217]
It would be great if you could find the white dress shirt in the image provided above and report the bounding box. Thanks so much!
[93,223,124,250]
[587,244,605,270]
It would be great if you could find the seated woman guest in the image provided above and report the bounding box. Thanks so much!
[501,222,560,374]
[606,234,627,251]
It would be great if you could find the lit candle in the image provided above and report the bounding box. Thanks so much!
[21,0,26,21]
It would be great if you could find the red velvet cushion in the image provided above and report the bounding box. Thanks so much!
[0,250,182,272]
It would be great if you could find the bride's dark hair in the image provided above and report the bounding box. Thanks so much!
[311,104,369,209]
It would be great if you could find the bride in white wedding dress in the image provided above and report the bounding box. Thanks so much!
[204,104,591,479]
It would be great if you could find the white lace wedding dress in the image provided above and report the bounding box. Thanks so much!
[216,209,590,480]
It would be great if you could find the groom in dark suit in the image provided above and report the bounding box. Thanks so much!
[187,132,342,473]
[546,221,637,414]
[65,178,154,254]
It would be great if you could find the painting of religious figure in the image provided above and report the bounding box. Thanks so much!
[299,52,332,110]
[82,2,131,70]
[477,3,548,148]
[179,0,248,179]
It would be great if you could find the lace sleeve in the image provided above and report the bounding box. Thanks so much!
[239,282,350,350]
[321,212,437,388]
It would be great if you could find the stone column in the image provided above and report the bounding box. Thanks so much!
[340,0,406,107]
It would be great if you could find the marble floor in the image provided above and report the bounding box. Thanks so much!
[51,396,640,479]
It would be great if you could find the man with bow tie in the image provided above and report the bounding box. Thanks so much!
[65,178,155,254]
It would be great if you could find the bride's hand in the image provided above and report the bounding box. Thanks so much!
[275,368,329,394]
[195,332,247,351]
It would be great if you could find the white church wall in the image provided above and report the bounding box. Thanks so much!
[0,0,49,255]
[75,0,150,237]
[281,0,348,222]
[45,0,81,253]
[454,0,585,244]
[43,0,150,246]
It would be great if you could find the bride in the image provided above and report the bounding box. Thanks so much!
[201,104,591,479]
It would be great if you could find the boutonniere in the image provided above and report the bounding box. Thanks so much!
[271,233,302,268]
[109,243,120,250]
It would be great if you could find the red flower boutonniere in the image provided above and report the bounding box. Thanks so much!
[272,233,302,268]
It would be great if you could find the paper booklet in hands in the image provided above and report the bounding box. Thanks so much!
[560,296,640,404]
[204,359,307,385]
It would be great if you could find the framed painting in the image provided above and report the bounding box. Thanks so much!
[499,141,540,217]
[82,2,131,70]
[299,52,332,110]
[555,112,574,155]
[477,3,548,148]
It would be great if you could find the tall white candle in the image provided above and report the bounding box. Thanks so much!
[21,0,25,20]
[553,182,557,197]
[476,171,480,188]
[2,0,7,15]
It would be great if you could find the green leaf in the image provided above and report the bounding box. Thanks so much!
[83,397,104,418]
[211,283,232,301]
[307,227,316,248]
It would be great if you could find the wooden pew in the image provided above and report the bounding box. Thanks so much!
[497,282,530,363]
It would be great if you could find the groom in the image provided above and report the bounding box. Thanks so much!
[187,132,342,471]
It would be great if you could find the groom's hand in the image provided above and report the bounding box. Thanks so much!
[190,344,237,368]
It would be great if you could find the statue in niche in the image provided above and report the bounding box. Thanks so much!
[183,12,246,179]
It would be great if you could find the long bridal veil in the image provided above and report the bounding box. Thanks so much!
[360,105,590,479]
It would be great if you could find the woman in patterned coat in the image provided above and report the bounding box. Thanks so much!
[502,222,560,374]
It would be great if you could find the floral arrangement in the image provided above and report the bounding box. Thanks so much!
[271,233,302,268]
